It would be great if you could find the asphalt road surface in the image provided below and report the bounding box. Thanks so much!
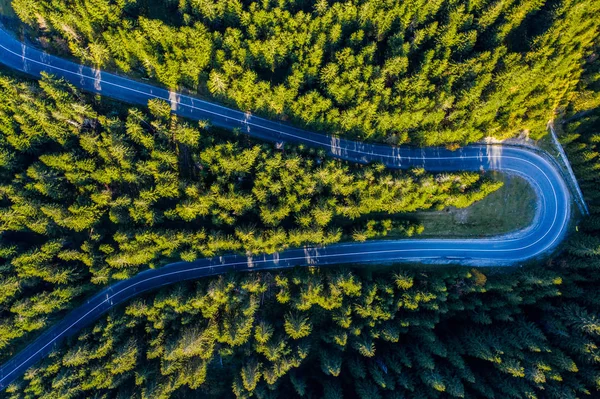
[0,26,572,389]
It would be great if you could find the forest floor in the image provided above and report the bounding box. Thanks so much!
[414,173,536,238]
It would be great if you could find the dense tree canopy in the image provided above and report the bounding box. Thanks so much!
[0,70,493,359]
[1,1,600,398]
[5,236,600,398]
[11,0,600,145]
[5,46,600,398]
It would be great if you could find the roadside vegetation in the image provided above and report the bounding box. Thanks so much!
[0,70,498,359]
[10,0,600,146]
[6,229,600,399]
[1,0,600,398]
[5,43,600,398]
[415,173,537,238]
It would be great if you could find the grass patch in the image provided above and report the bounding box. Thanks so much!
[0,0,15,19]
[411,172,537,238]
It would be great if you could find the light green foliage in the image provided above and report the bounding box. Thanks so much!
[6,260,600,398]
[0,71,491,357]
[11,0,600,145]
[284,313,312,339]
[2,2,600,397]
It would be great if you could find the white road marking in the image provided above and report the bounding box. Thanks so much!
[0,29,571,385]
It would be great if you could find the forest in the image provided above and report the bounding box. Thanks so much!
[9,0,600,146]
[0,0,599,397]
[2,34,600,398]
[0,69,495,368]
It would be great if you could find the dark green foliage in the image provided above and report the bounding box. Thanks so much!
[2,2,600,398]
[0,70,490,358]
[5,254,600,398]
[11,0,600,145]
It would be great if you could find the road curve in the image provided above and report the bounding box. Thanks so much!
[0,27,571,388]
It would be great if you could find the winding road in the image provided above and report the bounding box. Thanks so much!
[0,26,573,389]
